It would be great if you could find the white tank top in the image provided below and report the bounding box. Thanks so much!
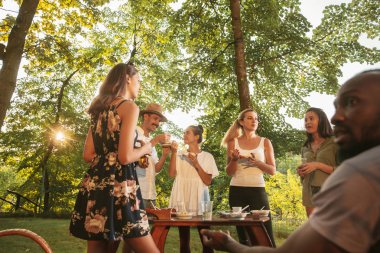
[230,137,266,187]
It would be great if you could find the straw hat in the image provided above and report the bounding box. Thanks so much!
[140,103,168,122]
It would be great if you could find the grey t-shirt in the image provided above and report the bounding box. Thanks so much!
[309,145,380,253]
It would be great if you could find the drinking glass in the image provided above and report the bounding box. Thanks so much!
[201,201,213,220]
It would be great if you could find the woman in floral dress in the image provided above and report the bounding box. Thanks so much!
[70,63,159,253]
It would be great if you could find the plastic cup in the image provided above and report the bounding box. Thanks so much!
[161,133,171,147]
[201,201,213,220]
[232,206,242,213]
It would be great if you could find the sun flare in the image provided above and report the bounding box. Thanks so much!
[55,131,65,141]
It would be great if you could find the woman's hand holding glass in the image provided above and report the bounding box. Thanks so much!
[297,162,318,176]
[162,145,171,156]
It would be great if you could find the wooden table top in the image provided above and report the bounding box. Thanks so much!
[151,215,270,226]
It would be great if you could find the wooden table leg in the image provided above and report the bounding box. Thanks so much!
[245,223,274,247]
[151,225,171,253]
[197,226,213,253]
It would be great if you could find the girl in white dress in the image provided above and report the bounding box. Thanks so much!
[169,125,219,252]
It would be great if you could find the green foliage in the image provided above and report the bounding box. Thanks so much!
[0,165,23,196]
[0,0,379,216]
[266,169,306,219]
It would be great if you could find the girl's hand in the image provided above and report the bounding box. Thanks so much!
[162,146,171,156]
[247,155,263,168]
[188,153,200,169]
[170,141,178,153]
[230,149,240,161]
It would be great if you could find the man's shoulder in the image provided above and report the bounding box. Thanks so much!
[344,145,380,169]
[355,145,380,159]
[326,145,380,189]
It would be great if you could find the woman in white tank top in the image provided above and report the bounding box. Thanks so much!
[221,108,276,246]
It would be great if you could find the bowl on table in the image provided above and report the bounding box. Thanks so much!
[219,211,248,220]
[250,210,270,218]
[230,212,248,219]
[173,211,194,220]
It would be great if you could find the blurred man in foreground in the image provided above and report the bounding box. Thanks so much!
[201,70,380,253]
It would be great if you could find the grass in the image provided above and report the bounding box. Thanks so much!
[0,218,85,253]
[0,217,296,252]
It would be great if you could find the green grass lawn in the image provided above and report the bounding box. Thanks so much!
[0,217,292,252]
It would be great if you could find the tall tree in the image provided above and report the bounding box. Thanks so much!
[0,0,39,130]
[229,0,250,110]
[0,0,113,213]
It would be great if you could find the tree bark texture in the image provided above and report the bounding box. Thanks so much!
[229,0,251,111]
[0,0,40,130]
[41,143,53,213]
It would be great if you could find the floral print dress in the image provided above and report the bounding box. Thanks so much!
[70,99,150,241]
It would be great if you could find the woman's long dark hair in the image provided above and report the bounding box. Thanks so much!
[303,107,333,147]
[87,63,138,117]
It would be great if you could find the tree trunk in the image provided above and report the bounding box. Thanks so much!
[39,69,80,213]
[41,143,53,214]
[229,0,251,111]
[35,137,54,214]
[0,0,40,130]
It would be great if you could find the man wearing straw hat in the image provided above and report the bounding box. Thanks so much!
[136,103,171,209]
